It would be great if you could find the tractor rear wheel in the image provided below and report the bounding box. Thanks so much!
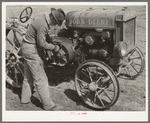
[6,28,24,88]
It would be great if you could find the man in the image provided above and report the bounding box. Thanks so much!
[21,8,65,110]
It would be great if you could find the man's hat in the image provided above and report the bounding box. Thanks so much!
[51,8,65,26]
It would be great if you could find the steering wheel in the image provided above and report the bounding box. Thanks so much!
[19,7,33,23]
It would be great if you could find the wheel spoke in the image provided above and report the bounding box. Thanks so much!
[96,76,102,84]
[90,92,96,105]
[97,89,104,94]
[96,68,106,83]
[96,91,105,107]
[134,63,142,66]
[77,78,89,86]
[93,92,97,104]
[17,64,24,76]
[130,64,139,73]
[79,80,89,91]
[14,67,18,85]
[128,48,136,58]
[83,91,90,100]
[109,80,113,85]
[81,69,90,79]
[98,87,114,92]
[87,68,93,82]
[80,88,90,94]
[103,91,112,102]
[106,80,113,87]
[130,57,141,60]
[6,66,11,74]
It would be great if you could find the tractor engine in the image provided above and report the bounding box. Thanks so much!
[58,7,137,68]
[71,29,114,61]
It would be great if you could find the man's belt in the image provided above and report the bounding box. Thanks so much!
[23,35,35,44]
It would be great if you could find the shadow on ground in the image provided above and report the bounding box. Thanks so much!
[64,89,83,104]
[64,89,107,111]
[45,65,76,86]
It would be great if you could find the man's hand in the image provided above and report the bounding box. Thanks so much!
[53,39,62,44]
[53,45,60,52]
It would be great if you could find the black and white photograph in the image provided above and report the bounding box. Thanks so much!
[2,2,148,121]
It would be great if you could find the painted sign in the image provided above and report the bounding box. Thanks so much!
[67,18,114,29]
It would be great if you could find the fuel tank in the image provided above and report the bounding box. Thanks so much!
[66,7,136,29]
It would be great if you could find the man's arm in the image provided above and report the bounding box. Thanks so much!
[37,26,55,50]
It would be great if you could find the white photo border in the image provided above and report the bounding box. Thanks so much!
[2,2,148,122]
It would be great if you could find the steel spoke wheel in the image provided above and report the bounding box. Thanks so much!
[19,7,32,23]
[6,28,24,88]
[75,59,119,110]
[6,60,24,88]
[118,47,145,79]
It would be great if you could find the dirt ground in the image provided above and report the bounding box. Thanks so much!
[5,5,146,111]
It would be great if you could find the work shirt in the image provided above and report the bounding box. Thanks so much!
[25,14,55,50]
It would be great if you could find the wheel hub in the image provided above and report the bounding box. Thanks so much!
[88,82,98,91]
[7,54,18,67]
